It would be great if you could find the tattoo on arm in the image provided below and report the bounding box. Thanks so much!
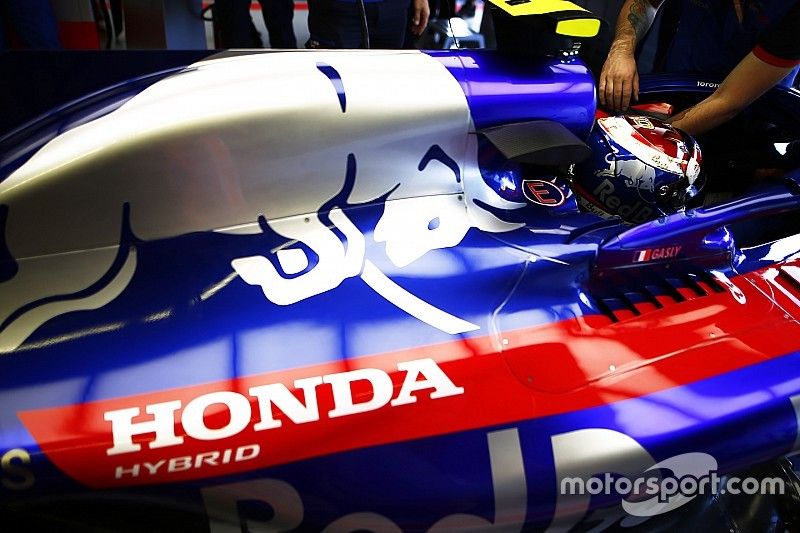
[627,0,651,40]
[611,0,661,53]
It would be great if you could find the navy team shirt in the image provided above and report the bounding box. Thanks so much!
[663,0,800,85]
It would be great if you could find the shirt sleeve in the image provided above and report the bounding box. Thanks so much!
[754,2,800,68]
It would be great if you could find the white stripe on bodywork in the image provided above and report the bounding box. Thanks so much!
[0,246,137,353]
[763,268,800,308]
[759,234,800,263]
[361,260,479,335]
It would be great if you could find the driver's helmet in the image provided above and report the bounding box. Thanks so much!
[573,116,704,224]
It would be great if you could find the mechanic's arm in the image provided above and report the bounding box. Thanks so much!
[670,53,796,136]
[410,0,430,36]
[599,0,664,111]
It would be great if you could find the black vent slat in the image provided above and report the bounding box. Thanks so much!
[618,293,642,316]
[594,297,619,323]
[642,285,665,308]
[683,274,708,297]
[699,271,726,293]
[587,270,731,323]
[661,279,687,303]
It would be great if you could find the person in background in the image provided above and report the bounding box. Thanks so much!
[599,0,800,136]
[0,0,61,50]
[215,0,297,49]
[307,0,429,48]
[402,0,474,48]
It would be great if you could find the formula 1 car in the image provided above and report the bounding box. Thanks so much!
[2,1,800,531]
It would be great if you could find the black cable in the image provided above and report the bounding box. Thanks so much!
[356,0,370,48]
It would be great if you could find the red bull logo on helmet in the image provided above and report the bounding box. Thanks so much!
[592,179,655,224]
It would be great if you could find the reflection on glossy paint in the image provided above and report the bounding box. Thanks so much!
[611,386,773,438]
[200,272,239,302]
[14,321,126,352]
[469,81,577,96]
[348,318,486,372]
[0,376,90,449]
[143,308,174,323]
[0,244,137,353]
[460,246,532,271]
[770,377,800,397]
[759,234,800,262]
[763,267,800,308]
[612,396,699,437]
[91,337,234,400]
[649,304,728,327]
[365,245,468,278]
[236,322,339,375]
[361,260,479,335]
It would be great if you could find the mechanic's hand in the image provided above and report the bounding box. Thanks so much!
[599,46,639,111]
[410,0,430,36]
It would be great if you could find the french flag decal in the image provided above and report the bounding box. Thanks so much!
[634,249,652,263]
[633,246,682,263]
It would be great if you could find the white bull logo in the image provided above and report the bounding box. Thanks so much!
[0,51,525,351]
[231,143,524,335]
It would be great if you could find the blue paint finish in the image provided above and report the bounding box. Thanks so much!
[596,182,800,274]
[477,134,524,202]
[0,226,529,395]
[426,50,596,137]
[316,62,347,113]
